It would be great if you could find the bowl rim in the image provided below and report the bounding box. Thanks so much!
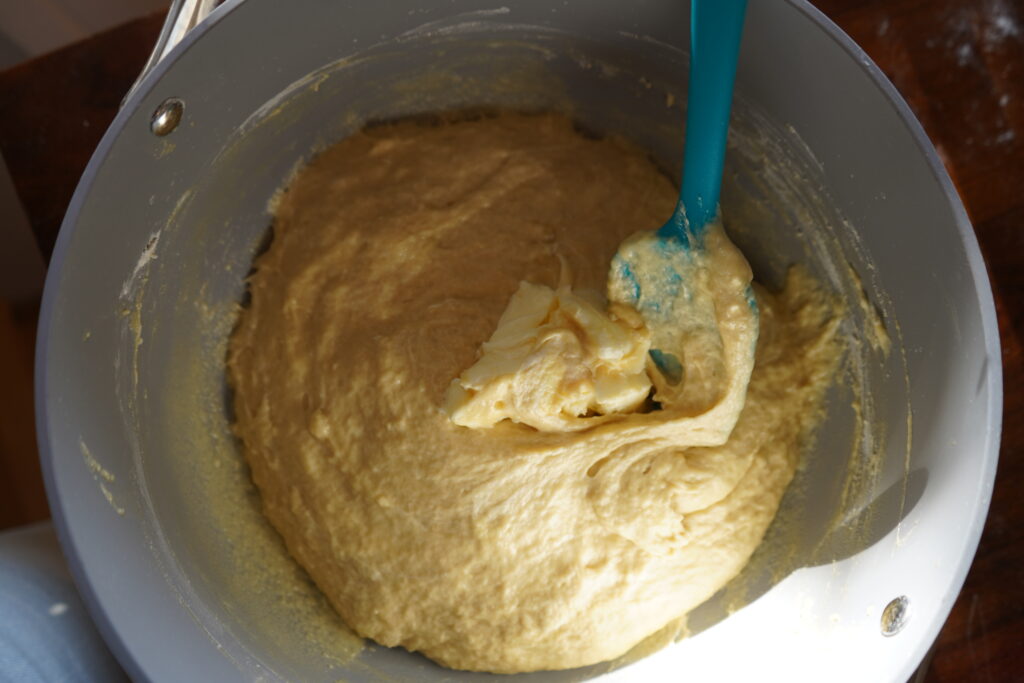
[35,1,1003,681]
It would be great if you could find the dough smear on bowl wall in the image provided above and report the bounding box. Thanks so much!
[228,111,843,673]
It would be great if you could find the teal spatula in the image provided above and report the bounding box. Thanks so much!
[664,0,748,241]
[609,0,754,418]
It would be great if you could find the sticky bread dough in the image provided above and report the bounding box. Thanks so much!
[228,113,841,673]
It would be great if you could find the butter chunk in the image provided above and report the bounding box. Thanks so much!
[445,282,652,431]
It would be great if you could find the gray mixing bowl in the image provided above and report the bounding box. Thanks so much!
[36,0,1002,681]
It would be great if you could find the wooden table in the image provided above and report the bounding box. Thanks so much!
[0,2,1020,680]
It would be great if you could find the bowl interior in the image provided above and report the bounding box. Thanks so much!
[39,1,1000,681]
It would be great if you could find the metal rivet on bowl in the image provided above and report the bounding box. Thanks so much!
[150,97,184,137]
[881,596,910,636]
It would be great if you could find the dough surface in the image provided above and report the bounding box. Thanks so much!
[228,113,840,673]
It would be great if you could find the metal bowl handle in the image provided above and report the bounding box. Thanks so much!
[122,0,220,108]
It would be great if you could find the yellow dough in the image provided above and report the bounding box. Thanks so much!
[228,113,841,673]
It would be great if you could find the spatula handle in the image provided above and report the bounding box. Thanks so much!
[678,0,748,233]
